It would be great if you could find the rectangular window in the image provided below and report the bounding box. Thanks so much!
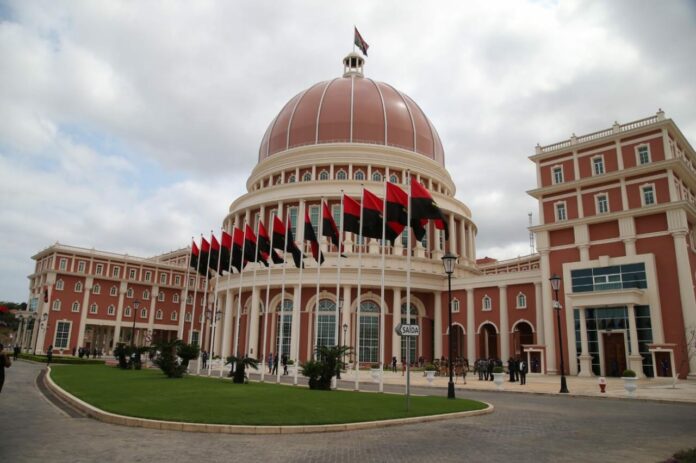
[174,275,181,286]
[638,146,650,165]
[59,258,67,271]
[54,321,71,349]
[191,331,200,346]
[552,166,563,184]
[309,205,320,230]
[289,207,298,237]
[160,273,167,285]
[95,264,103,275]
[108,305,115,316]
[359,315,379,363]
[129,269,136,279]
[158,292,165,302]
[596,194,609,214]
[555,202,567,221]
[593,157,605,175]
[642,186,655,205]
[112,266,120,278]
[77,261,86,273]
[144,271,151,282]
[571,263,647,293]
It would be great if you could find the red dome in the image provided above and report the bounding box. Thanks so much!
[258,73,445,165]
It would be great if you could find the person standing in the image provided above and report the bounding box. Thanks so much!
[281,354,288,375]
[13,345,20,361]
[272,354,278,375]
[519,359,527,385]
[391,356,397,373]
[46,345,53,365]
[267,352,274,373]
[0,344,11,393]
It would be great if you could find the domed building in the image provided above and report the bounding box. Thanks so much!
[23,52,696,381]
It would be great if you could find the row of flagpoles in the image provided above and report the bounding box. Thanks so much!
[182,175,450,389]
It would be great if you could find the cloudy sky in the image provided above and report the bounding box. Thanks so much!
[1,0,695,302]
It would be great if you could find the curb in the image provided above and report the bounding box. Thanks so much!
[44,368,494,434]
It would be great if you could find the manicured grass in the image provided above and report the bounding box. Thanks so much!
[50,365,487,425]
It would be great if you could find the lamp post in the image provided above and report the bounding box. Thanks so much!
[549,274,569,393]
[130,300,140,350]
[342,322,348,375]
[442,252,458,400]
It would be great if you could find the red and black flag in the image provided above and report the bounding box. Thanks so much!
[232,227,244,272]
[245,224,268,267]
[258,220,284,264]
[354,27,369,56]
[362,188,384,240]
[304,210,325,265]
[209,234,221,273]
[198,237,210,276]
[410,177,449,240]
[189,239,200,271]
[342,195,361,235]
[220,230,232,273]
[272,215,303,268]
[322,201,342,253]
[386,182,408,244]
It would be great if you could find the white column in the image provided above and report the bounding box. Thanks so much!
[499,285,509,361]
[247,286,260,357]
[221,290,233,358]
[627,304,645,378]
[466,288,475,365]
[534,282,544,345]
[434,291,443,359]
[672,230,696,377]
[177,288,187,339]
[147,286,158,335]
[112,282,127,349]
[76,277,94,348]
[467,225,475,261]
[290,284,301,364]
[578,308,593,376]
[460,221,468,262]
[540,249,557,374]
[392,287,401,362]
[448,215,457,254]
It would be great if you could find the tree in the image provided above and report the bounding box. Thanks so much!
[152,339,200,378]
[301,345,352,390]
[226,355,258,384]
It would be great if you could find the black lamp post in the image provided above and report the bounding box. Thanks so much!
[342,322,348,375]
[549,274,569,393]
[442,251,458,400]
[131,300,140,350]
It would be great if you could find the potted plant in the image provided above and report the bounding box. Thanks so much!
[370,363,381,382]
[493,366,505,390]
[424,363,437,386]
[622,369,637,396]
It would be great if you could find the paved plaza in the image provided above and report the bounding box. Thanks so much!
[2,361,696,463]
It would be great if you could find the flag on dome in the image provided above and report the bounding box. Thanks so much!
[342,195,361,235]
[410,177,449,240]
[245,224,268,267]
[209,234,220,273]
[220,230,232,273]
[354,27,369,56]
[189,239,199,270]
[272,215,304,268]
[304,211,325,265]
[232,227,244,272]
[361,188,384,239]
[197,237,210,276]
[258,221,284,264]
[386,181,408,243]
[322,201,343,254]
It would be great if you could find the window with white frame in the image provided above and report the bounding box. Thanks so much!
[156,309,163,320]
[188,277,195,287]
[452,298,460,313]
[125,307,132,317]
[637,145,651,165]
[309,205,320,229]
[95,264,103,275]
[110,285,118,296]
[288,174,296,183]
[127,287,134,298]
[642,185,656,206]
[143,290,150,300]
[555,202,567,221]
[372,171,382,182]
[173,293,180,303]
[331,204,341,229]
[112,266,120,278]
[54,321,71,349]
[516,293,527,309]
[52,299,61,311]
[160,273,167,285]
[289,207,298,237]
[92,284,100,295]
[302,172,312,182]
[185,312,192,322]
[336,169,347,180]
[171,311,177,321]
[482,295,492,311]
[89,303,98,314]
[129,269,136,279]
[319,170,329,180]
[354,170,365,181]
[59,258,67,271]
[552,166,564,184]
[140,308,147,318]
[107,305,115,316]
[596,194,609,214]
[77,261,86,273]
[187,294,192,304]
[158,291,165,302]
[71,301,80,312]
[174,275,181,286]
[144,271,152,282]
[592,156,605,175]
[74,281,83,293]
[389,174,399,184]
[55,279,64,291]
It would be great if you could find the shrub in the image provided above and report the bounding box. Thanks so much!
[18,353,105,365]
[493,366,504,374]
[301,345,352,390]
[672,447,696,463]
[425,363,437,371]
[151,340,200,378]
[226,355,258,384]
[622,369,637,377]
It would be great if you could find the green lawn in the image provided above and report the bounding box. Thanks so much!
[50,365,487,425]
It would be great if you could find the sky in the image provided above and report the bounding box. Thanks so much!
[1,0,695,302]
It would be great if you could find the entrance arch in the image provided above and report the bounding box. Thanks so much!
[512,321,535,358]
[479,323,498,359]
[448,324,466,359]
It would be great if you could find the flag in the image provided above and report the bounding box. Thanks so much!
[220,230,232,273]
[343,194,361,235]
[232,227,244,272]
[304,210,325,265]
[361,189,384,239]
[322,201,342,254]
[209,234,220,273]
[272,215,303,268]
[189,240,200,270]
[0,306,8,313]
[258,220,284,264]
[386,182,408,244]
[245,224,268,267]
[198,237,210,276]
[410,177,449,240]
[354,27,369,56]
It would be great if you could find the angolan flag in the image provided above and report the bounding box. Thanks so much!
[245,224,268,267]
[189,239,199,271]
[258,220,283,264]
[410,177,449,240]
[354,27,369,56]
[272,215,303,268]
[322,200,343,255]
[304,210,324,265]
[386,181,408,244]
[209,234,221,273]
[198,237,210,276]
[343,195,361,235]
[232,227,244,272]
[361,188,384,240]
[220,230,232,273]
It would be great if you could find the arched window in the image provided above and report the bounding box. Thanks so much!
[389,174,399,184]
[158,292,165,302]
[92,284,100,295]
[516,293,527,309]
[107,305,115,316]
[110,285,118,296]
[173,293,180,303]
[354,170,365,181]
[140,308,147,318]
[316,299,336,348]
[89,303,98,314]
[452,298,460,313]
[288,174,296,183]
[171,311,178,321]
[127,287,134,298]
[55,279,64,291]
[71,301,80,312]
[74,281,83,293]
[52,299,61,311]
[185,312,192,322]
[319,170,329,180]
[372,171,382,182]
[336,169,347,180]
[400,303,418,363]
[482,295,492,311]
[359,300,380,363]
[156,309,163,320]
[143,290,150,300]
[275,299,293,358]
[125,306,132,317]
[302,172,312,182]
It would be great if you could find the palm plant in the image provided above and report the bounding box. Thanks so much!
[302,345,352,390]
[226,355,259,384]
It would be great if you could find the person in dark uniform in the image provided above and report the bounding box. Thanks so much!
[46,345,53,364]
[519,359,528,385]
[508,357,515,382]
[282,354,288,375]
[487,358,494,381]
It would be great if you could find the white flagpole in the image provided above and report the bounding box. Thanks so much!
[406,171,412,410]
[261,213,275,382]
[189,237,201,345]
[313,199,324,359]
[277,212,290,384]
[355,187,365,391]
[234,225,247,359]
[207,232,223,376]
[333,192,345,390]
[294,212,305,387]
[180,237,193,341]
[248,218,261,357]
[379,182,387,393]
[198,236,212,375]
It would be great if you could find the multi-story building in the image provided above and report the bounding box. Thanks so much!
[22,53,695,379]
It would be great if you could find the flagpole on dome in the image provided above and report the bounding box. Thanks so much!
[354,186,365,391]
[378,182,387,393]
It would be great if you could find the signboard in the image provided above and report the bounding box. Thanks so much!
[395,323,420,337]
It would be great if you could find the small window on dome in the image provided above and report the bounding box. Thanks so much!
[302,172,312,182]
[319,170,329,180]
[389,174,398,184]
[288,174,296,183]
[372,171,382,182]
[336,169,347,180]
[354,170,365,181]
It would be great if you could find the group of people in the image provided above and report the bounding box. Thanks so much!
[74,346,102,359]
[266,352,289,375]
[474,357,528,385]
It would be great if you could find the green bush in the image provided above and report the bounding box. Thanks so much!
[152,340,200,378]
[622,369,637,377]
[493,366,504,374]
[370,363,380,369]
[672,447,696,463]
[226,355,258,384]
[301,345,352,390]
[18,353,105,365]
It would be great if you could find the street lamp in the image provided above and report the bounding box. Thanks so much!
[442,251,458,400]
[131,300,140,349]
[549,274,569,393]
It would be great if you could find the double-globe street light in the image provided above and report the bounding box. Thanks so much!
[442,251,458,400]
[549,274,570,394]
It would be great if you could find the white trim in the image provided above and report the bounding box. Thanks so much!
[510,318,535,333]
[551,164,564,184]
[636,143,652,165]
[640,183,656,206]
[515,292,527,309]
[481,294,492,311]
[592,154,605,176]
[595,192,610,214]
[554,201,567,222]
[52,320,72,350]
[477,320,499,334]
[52,299,61,311]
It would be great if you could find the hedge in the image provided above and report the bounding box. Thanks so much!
[18,353,106,365]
